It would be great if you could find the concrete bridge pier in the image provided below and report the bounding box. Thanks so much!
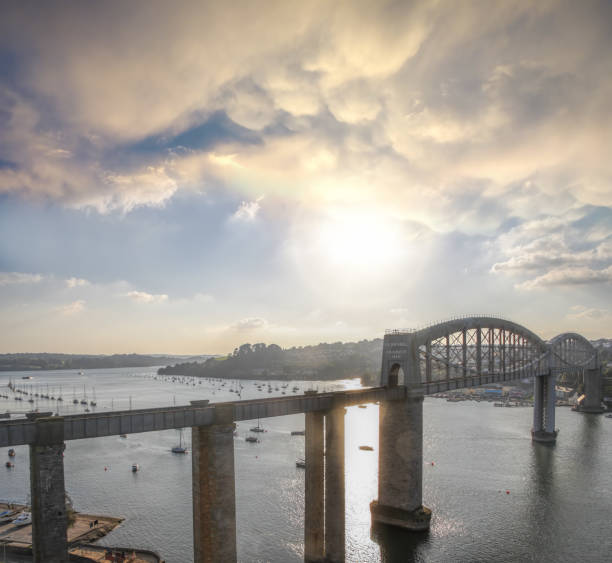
[29,415,68,563]
[304,411,325,563]
[532,373,557,443]
[324,404,346,563]
[191,403,237,563]
[370,389,431,532]
[582,368,604,413]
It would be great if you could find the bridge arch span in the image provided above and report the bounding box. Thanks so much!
[548,332,598,371]
[382,316,549,393]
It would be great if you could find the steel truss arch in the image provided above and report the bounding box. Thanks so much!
[381,316,600,394]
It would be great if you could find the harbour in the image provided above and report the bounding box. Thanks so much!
[1,367,611,562]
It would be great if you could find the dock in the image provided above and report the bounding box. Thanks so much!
[0,503,153,561]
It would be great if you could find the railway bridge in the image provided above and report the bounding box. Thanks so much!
[0,316,605,563]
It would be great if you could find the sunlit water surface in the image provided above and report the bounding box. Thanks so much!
[1,368,611,562]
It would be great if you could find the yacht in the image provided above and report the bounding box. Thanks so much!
[0,509,16,523]
[250,417,265,433]
[172,429,188,454]
[12,512,32,526]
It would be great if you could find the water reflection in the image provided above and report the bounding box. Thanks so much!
[371,522,429,563]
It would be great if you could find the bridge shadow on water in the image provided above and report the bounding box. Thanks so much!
[370,523,430,563]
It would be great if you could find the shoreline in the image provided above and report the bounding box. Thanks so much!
[0,503,163,561]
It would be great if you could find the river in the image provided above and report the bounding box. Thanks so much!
[1,368,611,562]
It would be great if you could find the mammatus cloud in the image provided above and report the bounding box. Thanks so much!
[0,272,43,285]
[125,291,168,304]
[0,0,610,225]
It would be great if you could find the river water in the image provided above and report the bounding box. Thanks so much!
[1,368,611,562]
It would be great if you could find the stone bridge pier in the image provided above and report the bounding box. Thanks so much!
[29,414,68,563]
[582,367,605,413]
[370,388,431,531]
[532,371,557,443]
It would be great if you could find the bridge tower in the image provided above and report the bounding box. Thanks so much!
[371,331,432,531]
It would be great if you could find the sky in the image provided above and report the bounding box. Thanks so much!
[0,0,611,354]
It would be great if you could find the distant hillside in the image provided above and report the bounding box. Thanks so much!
[159,340,384,383]
[158,336,612,384]
[0,353,207,372]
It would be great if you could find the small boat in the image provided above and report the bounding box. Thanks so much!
[8,448,16,457]
[359,445,374,451]
[0,509,16,522]
[358,404,367,409]
[291,430,305,436]
[131,464,139,472]
[22,376,33,380]
[245,436,259,443]
[296,458,306,468]
[606,414,612,419]
[12,512,32,526]
[5,461,14,468]
[172,429,188,454]
[120,434,127,438]
[250,417,265,433]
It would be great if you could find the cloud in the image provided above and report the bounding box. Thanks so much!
[0,272,43,285]
[0,0,608,222]
[229,317,268,331]
[56,300,85,315]
[65,277,90,288]
[516,266,612,290]
[125,291,168,304]
[567,305,610,320]
[491,206,612,290]
[230,196,263,222]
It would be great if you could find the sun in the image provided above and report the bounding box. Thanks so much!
[314,210,401,271]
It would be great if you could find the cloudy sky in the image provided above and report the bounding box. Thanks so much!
[1,0,611,353]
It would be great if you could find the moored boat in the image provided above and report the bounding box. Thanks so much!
[0,509,16,522]
[12,512,32,526]
[171,429,188,454]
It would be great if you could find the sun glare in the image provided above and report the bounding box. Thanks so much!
[315,211,400,271]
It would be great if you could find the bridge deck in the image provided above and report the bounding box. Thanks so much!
[0,386,406,447]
